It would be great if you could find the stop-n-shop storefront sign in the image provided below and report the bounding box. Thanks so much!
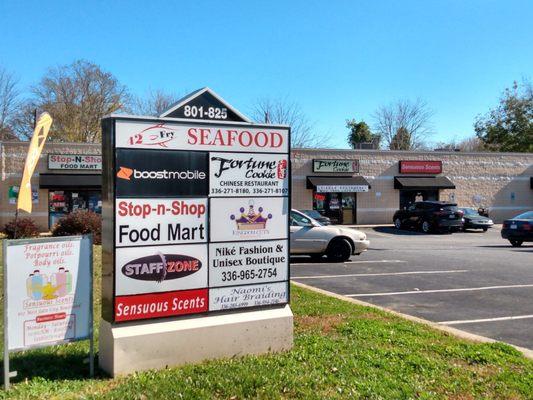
[101,112,290,323]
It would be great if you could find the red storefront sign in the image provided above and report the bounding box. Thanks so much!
[114,288,208,322]
[399,160,442,174]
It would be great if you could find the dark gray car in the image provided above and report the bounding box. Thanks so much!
[459,207,494,231]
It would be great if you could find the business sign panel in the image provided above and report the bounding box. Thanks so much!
[399,160,442,174]
[209,282,288,311]
[316,184,369,193]
[209,240,288,287]
[115,198,207,247]
[4,236,92,351]
[115,244,207,296]
[102,101,290,323]
[313,159,359,173]
[115,120,289,153]
[209,152,289,197]
[115,149,208,197]
[209,197,289,242]
[48,154,102,170]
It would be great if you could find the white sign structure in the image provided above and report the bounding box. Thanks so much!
[3,235,93,388]
[316,184,369,193]
[48,154,102,170]
[99,88,293,376]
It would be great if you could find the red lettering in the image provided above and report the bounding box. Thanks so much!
[187,128,198,144]
[271,132,283,148]
[200,128,210,144]
[239,131,253,147]
[255,131,268,147]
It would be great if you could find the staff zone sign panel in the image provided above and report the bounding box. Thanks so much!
[103,116,290,323]
[3,236,92,351]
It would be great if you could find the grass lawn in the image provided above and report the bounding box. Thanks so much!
[0,245,532,399]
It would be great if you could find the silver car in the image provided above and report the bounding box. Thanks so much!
[290,209,370,262]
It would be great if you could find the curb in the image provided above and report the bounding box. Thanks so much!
[291,280,533,360]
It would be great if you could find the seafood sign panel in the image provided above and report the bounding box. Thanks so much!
[115,120,289,153]
[4,236,92,351]
[209,152,289,197]
[209,197,289,242]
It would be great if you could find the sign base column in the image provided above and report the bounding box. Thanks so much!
[99,305,293,377]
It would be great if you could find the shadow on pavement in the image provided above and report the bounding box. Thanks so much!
[373,227,428,236]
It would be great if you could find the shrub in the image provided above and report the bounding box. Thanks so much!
[52,210,102,244]
[3,217,40,239]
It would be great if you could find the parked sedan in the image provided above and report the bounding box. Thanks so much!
[300,209,331,225]
[393,201,464,233]
[459,207,493,231]
[501,211,533,247]
[290,209,369,262]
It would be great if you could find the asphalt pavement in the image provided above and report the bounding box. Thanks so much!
[290,225,533,350]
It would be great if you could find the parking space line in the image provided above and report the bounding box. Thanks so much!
[438,315,533,325]
[291,259,405,266]
[346,284,533,297]
[292,269,469,280]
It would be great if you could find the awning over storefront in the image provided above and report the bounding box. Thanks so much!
[306,176,370,193]
[39,174,101,189]
[394,176,455,190]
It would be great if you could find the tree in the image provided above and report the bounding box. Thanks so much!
[0,67,21,140]
[475,80,533,153]
[390,126,411,150]
[346,119,380,148]
[131,88,181,116]
[373,98,434,150]
[24,60,129,142]
[249,97,330,148]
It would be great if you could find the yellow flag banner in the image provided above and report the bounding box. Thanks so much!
[17,112,53,213]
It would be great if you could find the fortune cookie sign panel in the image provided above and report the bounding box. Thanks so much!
[313,159,359,173]
[209,152,289,197]
[115,149,208,197]
[115,198,207,247]
[115,244,208,296]
[115,120,289,153]
[209,240,288,287]
[209,197,289,242]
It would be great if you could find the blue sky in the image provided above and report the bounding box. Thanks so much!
[1,1,531,148]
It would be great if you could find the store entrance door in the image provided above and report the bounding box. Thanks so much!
[313,192,356,225]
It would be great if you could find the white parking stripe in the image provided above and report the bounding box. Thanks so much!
[291,259,405,266]
[439,315,533,325]
[346,284,533,297]
[292,269,468,280]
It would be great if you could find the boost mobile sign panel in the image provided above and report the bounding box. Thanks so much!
[101,102,290,323]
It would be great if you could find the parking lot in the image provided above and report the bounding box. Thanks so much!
[290,226,533,350]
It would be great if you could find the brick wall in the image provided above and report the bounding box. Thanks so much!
[292,149,533,224]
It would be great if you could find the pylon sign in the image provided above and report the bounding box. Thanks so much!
[101,88,290,323]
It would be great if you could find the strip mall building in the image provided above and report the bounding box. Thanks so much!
[1,141,532,229]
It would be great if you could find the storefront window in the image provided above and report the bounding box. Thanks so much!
[312,191,356,225]
[49,190,102,228]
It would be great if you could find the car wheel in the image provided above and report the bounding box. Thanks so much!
[510,240,523,247]
[421,220,431,234]
[327,239,352,262]
[482,228,488,232]
[394,218,403,229]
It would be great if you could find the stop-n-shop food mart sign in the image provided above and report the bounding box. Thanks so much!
[101,88,290,323]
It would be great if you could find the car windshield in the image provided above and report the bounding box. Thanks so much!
[441,205,458,212]
[460,208,478,216]
[303,210,322,218]
[513,211,533,219]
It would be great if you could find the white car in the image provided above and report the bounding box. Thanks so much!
[290,209,370,262]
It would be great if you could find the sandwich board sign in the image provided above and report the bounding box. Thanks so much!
[3,235,93,389]
[99,88,292,375]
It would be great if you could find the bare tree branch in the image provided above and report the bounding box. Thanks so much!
[373,98,434,150]
[131,88,182,116]
[249,97,330,148]
[0,67,21,140]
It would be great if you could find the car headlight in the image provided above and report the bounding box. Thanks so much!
[488,219,493,224]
